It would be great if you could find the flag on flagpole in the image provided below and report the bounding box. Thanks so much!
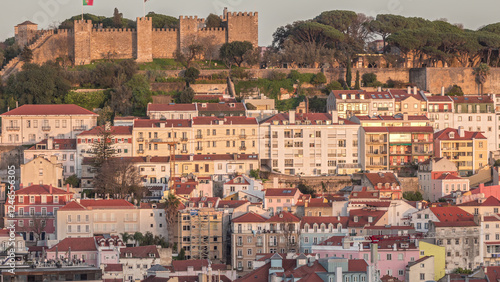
[83,0,94,6]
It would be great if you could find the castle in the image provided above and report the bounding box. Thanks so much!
[12,8,258,66]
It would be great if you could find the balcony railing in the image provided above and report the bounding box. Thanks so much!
[239,134,247,139]
[137,149,144,154]
[195,135,203,139]
[6,126,20,131]
[256,242,263,247]
[72,126,87,131]
[237,242,243,246]
[269,242,277,247]
[181,150,188,154]
[378,107,389,111]
[42,126,51,131]
[137,138,144,142]
[239,146,247,150]
[195,147,203,151]
[181,137,188,142]
[150,139,163,143]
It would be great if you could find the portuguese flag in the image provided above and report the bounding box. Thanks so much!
[83,0,93,6]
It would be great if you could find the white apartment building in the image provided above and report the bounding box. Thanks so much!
[0,104,98,145]
[259,111,360,176]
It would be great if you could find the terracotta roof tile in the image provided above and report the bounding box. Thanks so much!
[434,128,487,141]
[1,104,97,116]
[265,188,299,197]
[120,245,159,258]
[16,185,72,195]
[300,216,348,229]
[147,103,197,112]
[232,212,268,223]
[48,237,96,252]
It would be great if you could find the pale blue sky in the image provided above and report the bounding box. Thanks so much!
[1,0,498,45]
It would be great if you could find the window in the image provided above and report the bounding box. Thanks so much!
[399,270,404,276]
[420,273,425,280]
[387,254,392,260]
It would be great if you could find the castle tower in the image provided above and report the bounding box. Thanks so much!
[15,21,39,48]
[136,17,153,63]
[73,20,92,65]
[179,16,204,51]
[225,11,258,48]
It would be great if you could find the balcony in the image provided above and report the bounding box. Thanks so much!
[256,242,263,247]
[180,137,188,142]
[137,138,144,142]
[195,135,203,139]
[239,134,247,139]
[237,267,243,271]
[42,126,51,131]
[237,242,243,247]
[195,147,203,151]
[378,107,389,111]
[239,146,247,150]
[368,163,387,167]
[237,254,243,259]
[150,138,163,143]
[6,126,20,131]
[269,242,277,247]
[181,150,188,154]
[137,149,144,154]
[73,126,87,131]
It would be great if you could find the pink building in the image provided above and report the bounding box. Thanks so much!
[312,236,419,281]
[264,188,302,215]
[4,184,74,242]
[47,237,98,266]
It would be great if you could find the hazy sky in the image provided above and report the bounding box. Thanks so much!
[1,0,499,45]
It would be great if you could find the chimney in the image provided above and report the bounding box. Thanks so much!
[407,86,411,94]
[330,110,339,124]
[413,86,417,95]
[49,184,53,194]
[47,137,54,150]
[289,110,296,124]
[16,101,18,108]
[377,86,382,92]
[335,266,343,282]
[66,183,70,193]
[19,183,23,190]
[458,126,465,138]
[441,86,445,96]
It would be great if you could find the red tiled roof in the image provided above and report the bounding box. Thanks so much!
[16,185,72,195]
[434,128,487,141]
[348,209,386,227]
[429,206,473,222]
[426,96,453,102]
[59,199,135,211]
[300,216,348,229]
[217,200,249,209]
[78,126,132,136]
[348,259,369,272]
[295,198,331,208]
[27,139,76,150]
[193,116,257,125]
[196,102,246,112]
[232,212,267,223]
[363,173,399,187]
[186,197,219,208]
[133,119,191,128]
[48,237,97,252]
[436,173,463,180]
[458,196,500,207]
[104,264,123,272]
[265,188,299,197]
[225,176,251,185]
[176,187,195,196]
[234,262,271,282]
[267,211,300,222]
[120,245,159,258]
[451,95,493,104]
[147,103,197,112]
[171,259,226,272]
[1,104,98,116]
[350,201,391,207]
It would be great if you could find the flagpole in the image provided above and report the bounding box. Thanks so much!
[143,0,146,18]
[82,0,84,20]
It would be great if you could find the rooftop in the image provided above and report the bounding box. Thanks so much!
[1,104,97,116]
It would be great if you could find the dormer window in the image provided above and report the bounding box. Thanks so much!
[148,253,155,258]
[354,216,359,223]
[449,132,455,139]
[368,217,373,223]
[126,253,132,258]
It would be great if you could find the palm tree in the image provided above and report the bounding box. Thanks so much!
[120,232,132,245]
[133,232,144,247]
[163,193,181,248]
[473,63,490,94]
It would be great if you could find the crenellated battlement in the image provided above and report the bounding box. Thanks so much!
[228,12,258,17]
[137,17,152,22]
[75,19,92,24]
[92,28,135,33]
[153,28,178,32]
[199,27,226,32]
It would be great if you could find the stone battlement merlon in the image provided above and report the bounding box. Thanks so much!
[200,27,226,32]
[152,28,178,32]
[92,28,135,33]
[229,12,258,17]
[75,19,92,24]
[137,17,152,22]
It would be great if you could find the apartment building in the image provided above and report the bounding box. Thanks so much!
[410,206,473,233]
[359,126,434,174]
[21,156,64,188]
[426,95,454,131]
[434,127,488,176]
[452,95,496,152]
[264,188,302,215]
[392,90,427,115]
[174,197,224,263]
[196,102,247,117]
[223,174,263,200]
[327,90,395,118]
[76,125,133,176]
[133,119,193,157]
[4,184,74,242]
[231,211,300,273]
[299,216,349,253]
[259,111,360,176]
[24,138,77,179]
[0,104,98,145]
[192,116,259,155]
[418,157,461,202]
[56,199,167,240]
[350,114,430,127]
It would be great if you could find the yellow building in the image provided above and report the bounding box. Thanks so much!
[418,241,446,281]
[434,127,488,176]
[21,155,64,187]
[192,116,259,155]
[133,119,193,156]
